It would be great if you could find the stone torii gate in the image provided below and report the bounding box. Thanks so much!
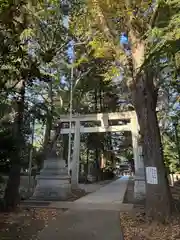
[60,110,145,199]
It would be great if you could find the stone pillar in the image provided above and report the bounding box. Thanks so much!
[131,115,146,200]
[71,120,80,189]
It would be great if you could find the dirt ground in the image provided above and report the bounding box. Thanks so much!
[2,178,180,240]
[0,179,116,239]
[121,178,180,240]
[120,212,180,240]
[0,208,66,240]
[0,189,87,240]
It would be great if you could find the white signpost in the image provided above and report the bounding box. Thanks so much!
[146,167,158,185]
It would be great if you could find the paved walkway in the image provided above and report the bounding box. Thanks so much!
[76,176,129,203]
[49,175,132,211]
[38,209,123,240]
[37,177,129,240]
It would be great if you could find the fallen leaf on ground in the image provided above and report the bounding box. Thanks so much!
[0,208,63,240]
[120,212,180,240]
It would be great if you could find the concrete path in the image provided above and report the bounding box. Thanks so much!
[76,176,129,204]
[37,177,129,240]
[79,179,115,193]
[38,209,123,240]
[38,177,128,240]
[50,176,131,211]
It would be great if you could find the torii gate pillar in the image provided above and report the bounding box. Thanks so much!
[131,115,146,200]
[60,111,146,199]
[71,120,81,189]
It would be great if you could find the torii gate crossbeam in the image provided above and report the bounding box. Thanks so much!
[58,111,145,199]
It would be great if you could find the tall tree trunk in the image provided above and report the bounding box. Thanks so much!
[131,72,172,220]
[62,135,68,162]
[85,146,89,182]
[108,132,114,168]
[43,81,53,149]
[99,89,103,112]
[128,30,172,220]
[94,88,98,112]
[94,89,101,181]
[173,121,180,164]
[4,80,25,211]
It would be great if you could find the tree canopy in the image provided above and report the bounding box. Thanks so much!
[0,0,179,221]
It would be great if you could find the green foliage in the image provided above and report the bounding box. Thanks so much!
[0,123,15,172]
[70,0,180,82]
[163,133,179,173]
[0,0,179,213]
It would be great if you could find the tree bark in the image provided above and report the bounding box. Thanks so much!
[85,146,89,182]
[4,80,25,211]
[131,71,172,221]
[99,89,103,112]
[42,81,53,149]
[128,29,172,220]
[3,164,21,211]
[94,88,101,181]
